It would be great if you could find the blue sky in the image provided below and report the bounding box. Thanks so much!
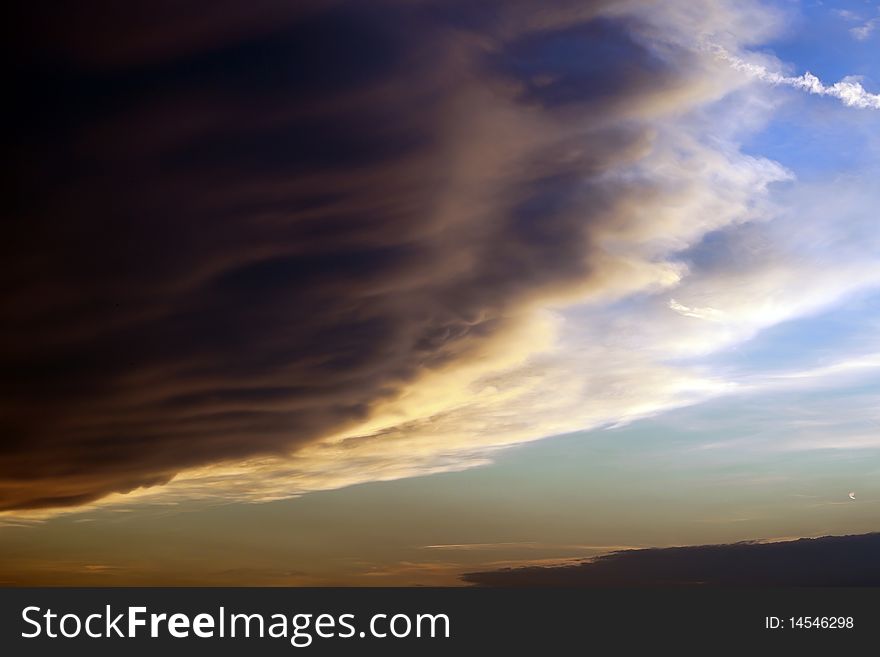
[743,2,880,173]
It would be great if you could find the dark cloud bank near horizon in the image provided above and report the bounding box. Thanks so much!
[1,0,688,511]
[462,533,880,587]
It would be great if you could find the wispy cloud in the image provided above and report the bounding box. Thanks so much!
[668,299,726,322]
[709,45,880,109]
[834,4,879,40]
[851,18,878,41]
[421,542,638,552]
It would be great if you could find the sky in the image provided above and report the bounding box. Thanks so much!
[1,0,879,586]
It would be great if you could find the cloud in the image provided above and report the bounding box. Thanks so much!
[4,0,878,518]
[835,9,861,22]
[708,45,880,109]
[2,0,787,513]
[851,19,878,41]
[10,0,634,510]
[668,298,726,322]
[835,4,879,41]
[462,532,880,586]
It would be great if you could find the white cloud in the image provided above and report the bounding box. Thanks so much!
[668,298,726,321]
[835,9,861,22]
[708,45,880,109]
[851,18,878,40]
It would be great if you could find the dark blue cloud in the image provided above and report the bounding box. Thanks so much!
[2,0,692,510]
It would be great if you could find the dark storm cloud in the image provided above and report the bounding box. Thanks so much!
[462,533,880,586]
[3,0,687,510]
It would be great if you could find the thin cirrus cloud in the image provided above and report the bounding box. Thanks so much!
[852,19,878,41]
[2,0,878,518]
[838,4,879,41]
[708,44,880,109]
